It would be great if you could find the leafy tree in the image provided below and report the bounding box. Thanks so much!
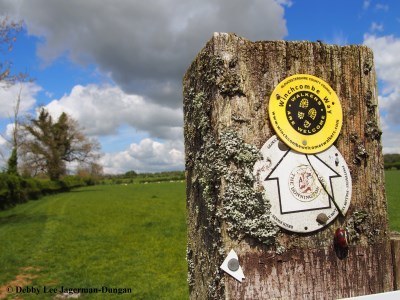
[6,147,18,174]
[384,154,400,164]
[124,170,137,178]
[20,108,100,180]
[383,153,400,170]
[76,162,104,183]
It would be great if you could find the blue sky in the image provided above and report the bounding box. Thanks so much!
[0,0,399,173]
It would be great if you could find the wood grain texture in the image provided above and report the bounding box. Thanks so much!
[183,33,393,299]
[227,243,393,299]
[391,233,400,290]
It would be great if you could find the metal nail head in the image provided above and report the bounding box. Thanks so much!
[228,258,240,272]
[316,213,329,225]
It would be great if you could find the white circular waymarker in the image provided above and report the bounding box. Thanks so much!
[253,135,352,233]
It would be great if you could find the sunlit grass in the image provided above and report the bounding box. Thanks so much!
[0,183,188,299]
[0,172,399,299]
[386,170,400,232]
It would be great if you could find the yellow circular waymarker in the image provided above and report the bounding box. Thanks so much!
[269,74,342,154]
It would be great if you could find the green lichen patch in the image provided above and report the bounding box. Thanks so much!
[346,210,368,242]
[217,72,245,97]
[184,47,278,299]
[201,53,225,86]
[194,129,279,245]
[192,51,244,98]
[346,210,383,244]
[186,246,195,288]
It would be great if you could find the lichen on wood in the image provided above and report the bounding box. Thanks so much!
[195,128,279,243]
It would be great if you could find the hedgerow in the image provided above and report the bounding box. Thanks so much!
[0,174,90,210]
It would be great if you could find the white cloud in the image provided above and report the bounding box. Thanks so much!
[0,0,288,108]
[45,84,183,140]
[370,22,384,32]
[5,123,15,138]
[375,3,389,11]
[363,0,371,10]
[364,34,400,95]
[364,34,400,153]
[0,0,289,172]
[381,130,400,154]
[0,135,6,146]
[0,82,41,118]
[364,34,400,92]
[43,83,185,173]
[380,115,400,154]
[100,138,184,174]
[0,132,9,168]
[378,89,400,125]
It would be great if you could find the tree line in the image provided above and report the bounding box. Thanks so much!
[384,154,400,170]
[102,170,185,184]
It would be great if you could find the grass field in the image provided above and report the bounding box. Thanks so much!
[0,171,398,299]
[386,170,400,231]
[0,182,188,299]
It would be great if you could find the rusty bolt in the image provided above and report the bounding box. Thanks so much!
[316,213,329,225]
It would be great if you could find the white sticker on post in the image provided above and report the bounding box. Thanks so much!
[220,249,245,282]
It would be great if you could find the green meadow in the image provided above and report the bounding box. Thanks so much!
[0,182,188,299]
[0,171,399,299]
[386,170,400,231]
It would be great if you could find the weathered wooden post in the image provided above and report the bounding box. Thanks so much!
[392,232,400,290]
[183,33,395,299]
